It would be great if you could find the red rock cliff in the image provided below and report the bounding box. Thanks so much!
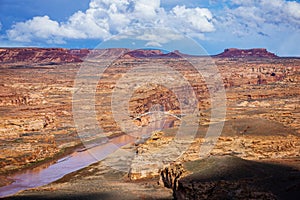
[216,48,278,58]
[0,48,83,63]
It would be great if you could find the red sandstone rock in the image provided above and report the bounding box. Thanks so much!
[215,48,278,58]
[122,49,163,58]
[0,48,83,63]
[121,49,184,59]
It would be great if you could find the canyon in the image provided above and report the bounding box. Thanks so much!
[0,48,299,199]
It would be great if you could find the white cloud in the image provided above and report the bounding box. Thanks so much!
[7,16,64,43]
[145,41,162,47]
[6,0,215,45]
[207,0,300,56]
[134,0,161,19]
[224,0,300,30]
[286,1,300,20]
[230,0,257,6]
[171,6,215,33]
[212,0,300,42]
[135,28,184,43]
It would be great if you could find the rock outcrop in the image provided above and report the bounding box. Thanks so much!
[161,156,300,200]
[0,48,83,63]
[216,48,278,58]
[122,49,163,58]
[121,49,184,59]
[0,48,281,64]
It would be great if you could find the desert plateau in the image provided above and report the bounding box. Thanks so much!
[0,47,299,199]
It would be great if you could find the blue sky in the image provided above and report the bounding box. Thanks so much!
[0,0,299,56]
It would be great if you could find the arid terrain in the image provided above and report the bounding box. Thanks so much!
[0,48,299,199]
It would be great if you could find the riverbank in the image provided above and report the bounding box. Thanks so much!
[2,124,300,199]
[1,142,173,200]
[0,134,137,198]
[0,130,128,188]
[3,155,299,200]
[0,142,84,188]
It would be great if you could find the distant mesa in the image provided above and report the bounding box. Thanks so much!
[121,49,163,58]
[215,48,278,58]
[90,48,280,59]
[0,47,280,63]
[122,48,279,59]
[0,48,184,63]
[0,48,83,63]
[121,49,183,59]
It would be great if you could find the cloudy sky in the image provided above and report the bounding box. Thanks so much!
[0,0,299,56]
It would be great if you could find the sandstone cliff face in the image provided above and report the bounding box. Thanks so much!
[122,49,163,58]
[0,48,131,65]
[0,48,280,64]
[0,48,83,63]
[121,49,185,59]
[216,48,278,58]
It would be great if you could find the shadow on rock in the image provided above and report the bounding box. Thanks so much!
[161,156,300,200]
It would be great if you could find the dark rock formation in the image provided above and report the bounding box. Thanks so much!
[216,48,278,58]
[161,156,300,200]
[160,163,187,192]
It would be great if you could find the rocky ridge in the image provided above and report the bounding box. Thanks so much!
[160,156,300,200]
[0,47,282,64]
[0,48,83,63]
[216,48,278,58]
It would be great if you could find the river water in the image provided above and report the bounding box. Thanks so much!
[0,135,135,198]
